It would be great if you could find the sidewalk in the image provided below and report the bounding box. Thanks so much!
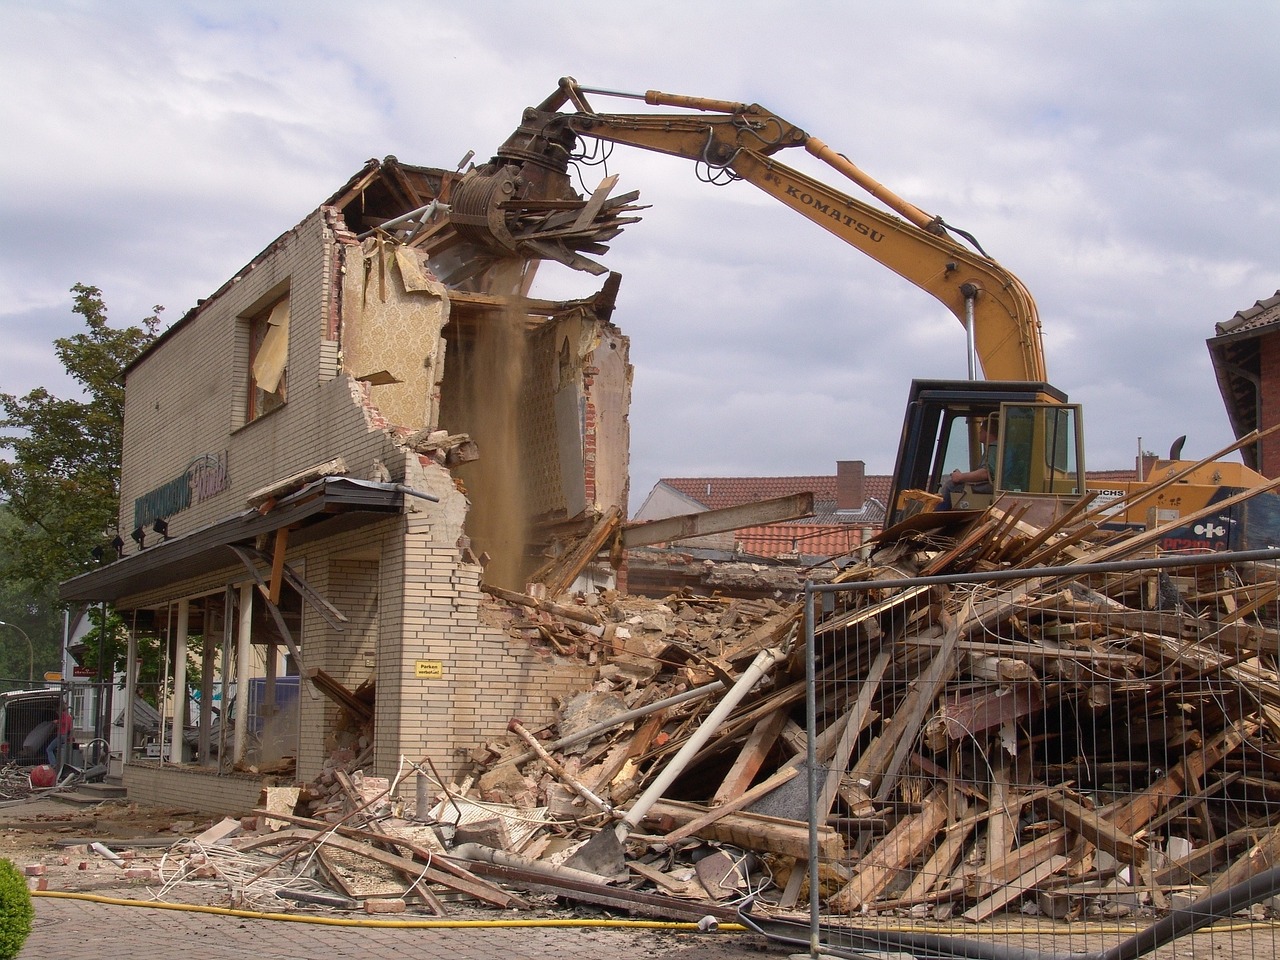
[24,892,788,959]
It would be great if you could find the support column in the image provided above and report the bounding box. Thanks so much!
[122,626,137,765]
[234,583,253,765]
[169,600,189,763]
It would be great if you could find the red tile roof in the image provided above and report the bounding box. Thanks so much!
[735,523,864,559]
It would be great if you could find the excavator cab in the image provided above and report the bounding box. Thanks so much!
[887,379,1086,529]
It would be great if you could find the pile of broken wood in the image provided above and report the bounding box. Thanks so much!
[446,499,1280,923]
[200,496,1280,926]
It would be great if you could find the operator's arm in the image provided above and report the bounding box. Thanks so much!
[946,464,990,487]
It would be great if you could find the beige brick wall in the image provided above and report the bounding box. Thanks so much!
[119,208,400,547]
[111,201,604,795]
[123,762,266,815]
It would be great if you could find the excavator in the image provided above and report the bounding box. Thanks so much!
[446,77,1278,551]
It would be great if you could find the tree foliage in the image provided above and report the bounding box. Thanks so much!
[0,284,159,588]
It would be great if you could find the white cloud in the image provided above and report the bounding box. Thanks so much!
[2,0,1278,514]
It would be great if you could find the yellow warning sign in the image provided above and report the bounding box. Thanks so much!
[414,660,444,680]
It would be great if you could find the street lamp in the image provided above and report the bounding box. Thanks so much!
[0,621,34,683]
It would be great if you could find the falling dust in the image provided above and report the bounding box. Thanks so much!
[454,259,532,590]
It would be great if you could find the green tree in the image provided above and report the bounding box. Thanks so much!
[0,285,159,675]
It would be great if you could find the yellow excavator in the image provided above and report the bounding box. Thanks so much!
[448,77,1277,551]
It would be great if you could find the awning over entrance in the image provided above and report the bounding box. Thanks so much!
[60,477,409,604]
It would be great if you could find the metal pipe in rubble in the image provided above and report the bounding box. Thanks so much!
[507,678,729,766]
[961,282,979,380]
[448,843,618,888]
[616,646,784,835]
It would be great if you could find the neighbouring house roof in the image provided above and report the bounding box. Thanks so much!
[1207,290,1280,469]
[656,474,893,516]
[735,522,864,560]
[636,471,890,564]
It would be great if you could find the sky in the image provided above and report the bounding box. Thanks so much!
[2,1,1278,515]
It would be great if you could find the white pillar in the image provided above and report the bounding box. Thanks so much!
[122,624,138,766]
[234,583,253,765]
[169,599,189,763]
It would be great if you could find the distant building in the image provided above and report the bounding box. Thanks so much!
[632,460,890,563]
[1208,290,1280,476]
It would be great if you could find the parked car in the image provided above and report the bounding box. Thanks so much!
[0,688,62,766]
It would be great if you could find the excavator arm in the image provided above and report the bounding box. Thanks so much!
[453,77,1046,382]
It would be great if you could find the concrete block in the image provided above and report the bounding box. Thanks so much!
[363,898,406,914]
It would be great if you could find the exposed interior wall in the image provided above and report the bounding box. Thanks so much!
[340,240,450,432]
[437,299,631,589]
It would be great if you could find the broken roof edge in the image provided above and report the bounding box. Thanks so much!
[124,157,457,379]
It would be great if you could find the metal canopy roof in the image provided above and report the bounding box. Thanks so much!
[60,477,407,605]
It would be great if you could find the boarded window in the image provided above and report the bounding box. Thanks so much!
[249,297,289,420]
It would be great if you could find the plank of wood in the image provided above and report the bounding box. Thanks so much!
[1042,791,1146,865]
[571,175,620,230]
[305,668,373,723]
[961,854,1070,922]
[243,826,520,908]
[535,505,622,597]
[817,648,891,818]
[247,457,347,508]
[711,709,788,807]
[1204,823,1280,899]
[829,790,948,912]
[1105,720,1256,836]
[985,760,1019,867]
[661,763,800,845]
[901,803,974,902]
[481,582,603,627]
[871,602,970,801]
[968,827,1072,898]
[268,527,288,605]
[645,797,841,861]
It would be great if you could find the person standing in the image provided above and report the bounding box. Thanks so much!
[46,704,72,767]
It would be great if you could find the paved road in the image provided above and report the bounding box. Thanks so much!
[24,892,795,960]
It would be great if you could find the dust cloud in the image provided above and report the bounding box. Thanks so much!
[453,260,533,590]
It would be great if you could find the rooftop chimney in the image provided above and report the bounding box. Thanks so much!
[836,460,865,511]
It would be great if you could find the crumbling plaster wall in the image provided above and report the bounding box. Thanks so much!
[339,240,449,433]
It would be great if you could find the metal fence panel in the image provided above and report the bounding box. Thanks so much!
[803,548,1280,959]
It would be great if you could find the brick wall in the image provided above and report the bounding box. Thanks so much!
[111,201,607,797]
[123,762,266,815]
[1260,331,1280,477]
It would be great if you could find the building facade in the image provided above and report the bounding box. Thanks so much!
[61,159,630,811]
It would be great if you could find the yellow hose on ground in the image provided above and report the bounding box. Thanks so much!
[32,890,746,930]
[33,890,1280,936]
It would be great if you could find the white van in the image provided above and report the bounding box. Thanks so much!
[0,688,63,766]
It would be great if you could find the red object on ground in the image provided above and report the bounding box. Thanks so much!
[29,764,56,788]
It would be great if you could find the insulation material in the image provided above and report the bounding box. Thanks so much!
[252,298,290,393]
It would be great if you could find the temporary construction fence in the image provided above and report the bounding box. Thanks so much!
[796,547,1280,960]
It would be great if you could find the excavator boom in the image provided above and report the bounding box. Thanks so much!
[462,77,1046,382]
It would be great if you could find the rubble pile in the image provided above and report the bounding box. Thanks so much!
[411,502,1280,922]
[67,502,1278,924]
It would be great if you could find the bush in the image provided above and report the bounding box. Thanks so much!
[0,859,32,959]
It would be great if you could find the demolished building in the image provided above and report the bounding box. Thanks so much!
[60,155,642,810]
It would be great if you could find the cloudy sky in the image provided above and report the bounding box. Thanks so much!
[3,1,1278,513]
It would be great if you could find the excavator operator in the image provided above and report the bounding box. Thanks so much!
[937,415,999,510]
